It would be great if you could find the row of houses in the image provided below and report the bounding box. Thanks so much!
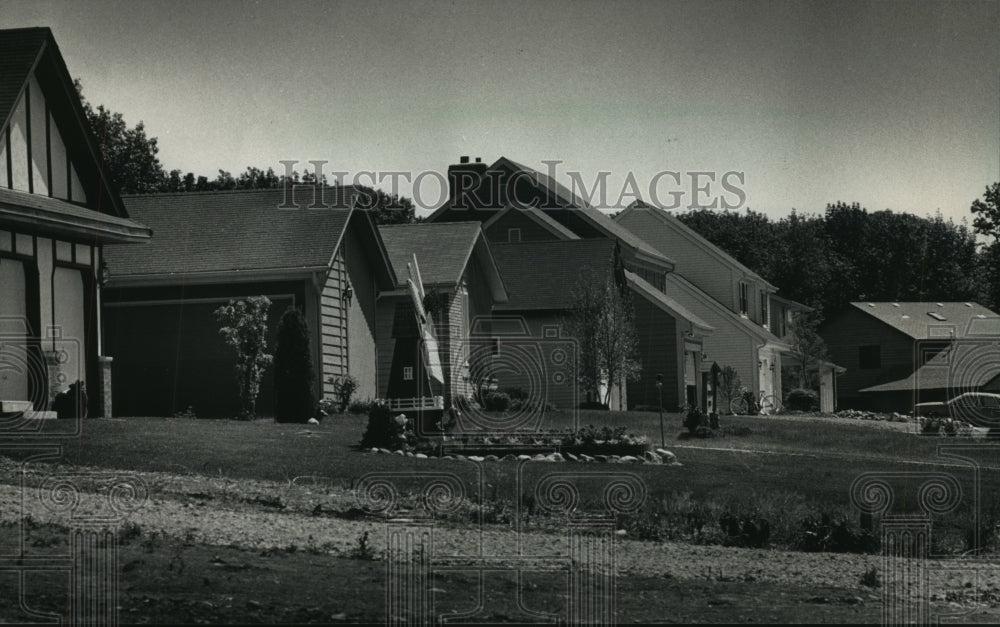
[3,27,996,420]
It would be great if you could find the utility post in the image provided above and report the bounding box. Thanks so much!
[656,373,664,448]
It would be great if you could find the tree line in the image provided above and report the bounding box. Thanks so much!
[675,193,1000,319]
[76,80,416,224]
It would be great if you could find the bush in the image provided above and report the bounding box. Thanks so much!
[683,408,707,434]
[719,512,771,548]
[317,398,339,417]
[481,391,511,412]
[359,401,414,450]
[785,388,819,412]
[331,375,359,414]
[214,296,273,420]
[797,513,879,553]
[273,308,316,423]
[348,398,374,415]
[53,380,87,419]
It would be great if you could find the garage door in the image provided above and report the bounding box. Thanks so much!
[104,297,294,417]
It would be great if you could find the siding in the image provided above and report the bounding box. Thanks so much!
[820,308,935,409]
[483,210,561,243]
[343,222,379,400]
[375,295,400,399]
[627,291,679,409]
[320,247,348,397]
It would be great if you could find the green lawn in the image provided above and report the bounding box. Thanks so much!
[8,410,999,522]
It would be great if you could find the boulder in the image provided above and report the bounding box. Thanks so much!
[518,455,532,461]
[415,453,428,459]
[579,454,595,462]
[619,455,640,463]
[468,455,485,462]
[502,454,518,461]
[548,452,565,462]
[643,451,662,464]
[608,455,621,463]
[379,448,392,455]
[307,417,320,425]
[594,455,609,463]
[655,448,679,464]
[393,450,405,456]
[565,452,579,462]
[531,454,548,461]
[370,447,380,454]
[405,451,415,457]
[485,455,499,461]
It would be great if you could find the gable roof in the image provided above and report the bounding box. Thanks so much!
[377,221,507,302]
[849,302,999,340]
[616,200,775,289]
[482,206,580,240]
[861,336,1000,393]
[491,239,618,311]
[104,187,395,287]
[427,157,673,267]
[625,269,713,332]
[0,27,130,220]
[770,293,813,312]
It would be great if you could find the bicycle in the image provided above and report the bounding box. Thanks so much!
[730,391,781,416]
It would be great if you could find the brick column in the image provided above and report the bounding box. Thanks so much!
[97,356,113,418]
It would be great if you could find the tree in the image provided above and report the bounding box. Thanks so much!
[787,311,830,389]
[214,296,274,420]
[565,271,642,407]
[75,80,167,194]
[273,308,316,423]
[970,182,1000,241]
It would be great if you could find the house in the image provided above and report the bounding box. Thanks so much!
[101,187,396,417]
[0,27,151,419]
[428,156,677,290]
[375,222,507,409]
[614,200,845,412]
[426,156,713,410]
[490,239,712,411]
[821,302,1000,412]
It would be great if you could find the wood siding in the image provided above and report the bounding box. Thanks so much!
[483,210,561,243]
[343,222,379,400]
[320,247,348,397]
[627,291,680,409]
[820,308,940,409]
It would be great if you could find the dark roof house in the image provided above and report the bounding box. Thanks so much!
[0,27,150,419]
[102,187,396,417]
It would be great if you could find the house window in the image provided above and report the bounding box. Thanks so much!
[508,228,521,243]
[760,290,769,327]
[858,345,881,369]
[403,367,413,381]
[739,282,749,316]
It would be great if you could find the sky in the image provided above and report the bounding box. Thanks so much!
[1,0,997,222]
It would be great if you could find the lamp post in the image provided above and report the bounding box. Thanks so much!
[656,373,664,448]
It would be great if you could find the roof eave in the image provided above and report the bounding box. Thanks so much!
[107,266,326,288]
[0,203,151,243]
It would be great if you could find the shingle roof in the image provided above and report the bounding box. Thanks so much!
[493,158,672,265]
[377,222,484,287]
[861,337,1000,393]
[491,239,617,310]
[106,187,362,278]
[850,302,1000,339]
[0,28,46,133]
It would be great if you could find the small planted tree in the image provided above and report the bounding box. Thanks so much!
[214,296,273,420]
[273,308,316,423]
[788,311,829,389]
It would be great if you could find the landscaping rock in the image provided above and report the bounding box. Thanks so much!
[394,450,405,456]
[405,452,415,457]
[619,455,640,463]
[414,453,427,459]
[565,452,579,462]
[517,455,532,461]
[531,454,547,461]
[455,454,467,461]
[608,455,621,463]
[468,456,485,462]
[307,417,320,425]
[579,454,595,462]
[643,451,662,464]
[379,448,392,455]
[594,455,609,463]
[655,448,679,464]
[485,455,499,461]
[502,454,518,461]
[370,448,379,454]
[548,452,565,462]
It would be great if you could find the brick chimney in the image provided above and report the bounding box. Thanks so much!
[447,156,488,210]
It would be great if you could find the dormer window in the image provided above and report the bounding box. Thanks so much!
[508,228,521,243]
[739,282,749,317]
[760,290,769,328]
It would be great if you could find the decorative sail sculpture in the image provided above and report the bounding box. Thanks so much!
[406,254,445,396]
